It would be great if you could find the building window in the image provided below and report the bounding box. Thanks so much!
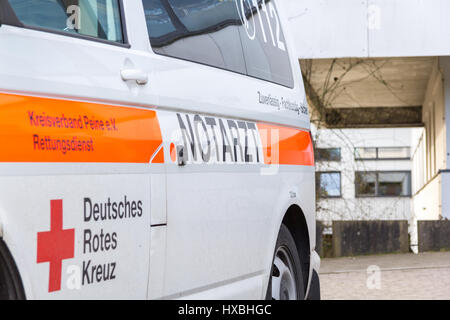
[355,147,410,160]
[316,172,341,198]
[355,147,377,159]
[315,148,341,161]
[355,171,411,197]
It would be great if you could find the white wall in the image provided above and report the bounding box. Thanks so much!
[411,57,450,221]
[441,57,450,171]
[284,0,450,59]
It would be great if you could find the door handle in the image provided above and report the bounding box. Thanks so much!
[120,69,148,85]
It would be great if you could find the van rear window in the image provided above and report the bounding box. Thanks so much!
[7,0,124,44]
[143,0,294,88]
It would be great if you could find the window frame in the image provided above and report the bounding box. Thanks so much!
[143,0,295,89]
[1,0,130,48]
[355,170,412,198]
[354,147,411,161]
[316,171,342,199]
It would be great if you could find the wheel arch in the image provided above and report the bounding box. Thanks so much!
[281,204,311,295]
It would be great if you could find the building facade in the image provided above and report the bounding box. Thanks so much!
[314,127,418,247]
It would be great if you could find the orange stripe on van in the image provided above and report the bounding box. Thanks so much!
[257,123,314,166]
[0,93,163,163]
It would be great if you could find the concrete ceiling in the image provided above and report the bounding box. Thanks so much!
[301,56,436,127]
[303,56,435,108]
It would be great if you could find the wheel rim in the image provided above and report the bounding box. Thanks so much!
[271,246,297,300]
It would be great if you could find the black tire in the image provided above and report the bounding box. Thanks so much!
[306,270,321,300]
[0,240,25,300]
[266,224,305,300]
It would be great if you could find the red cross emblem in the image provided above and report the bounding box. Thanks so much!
[37,199,75,292]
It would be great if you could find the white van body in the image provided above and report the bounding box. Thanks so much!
[0,0,319,299]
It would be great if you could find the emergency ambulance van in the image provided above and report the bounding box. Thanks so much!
[0,0,320,300]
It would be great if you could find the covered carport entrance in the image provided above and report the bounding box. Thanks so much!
[279,0,450,252]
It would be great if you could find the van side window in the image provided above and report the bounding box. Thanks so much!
[143,0,294,88]
[143,0,247,75]
[7,0,124,43]
[237,0,294,88]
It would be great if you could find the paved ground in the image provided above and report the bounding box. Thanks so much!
[319,251,450,299]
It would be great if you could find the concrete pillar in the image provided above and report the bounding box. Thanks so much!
[439,56,450,219]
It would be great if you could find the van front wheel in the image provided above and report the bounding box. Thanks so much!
[267,224,305,300]
[0,240,25,300]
